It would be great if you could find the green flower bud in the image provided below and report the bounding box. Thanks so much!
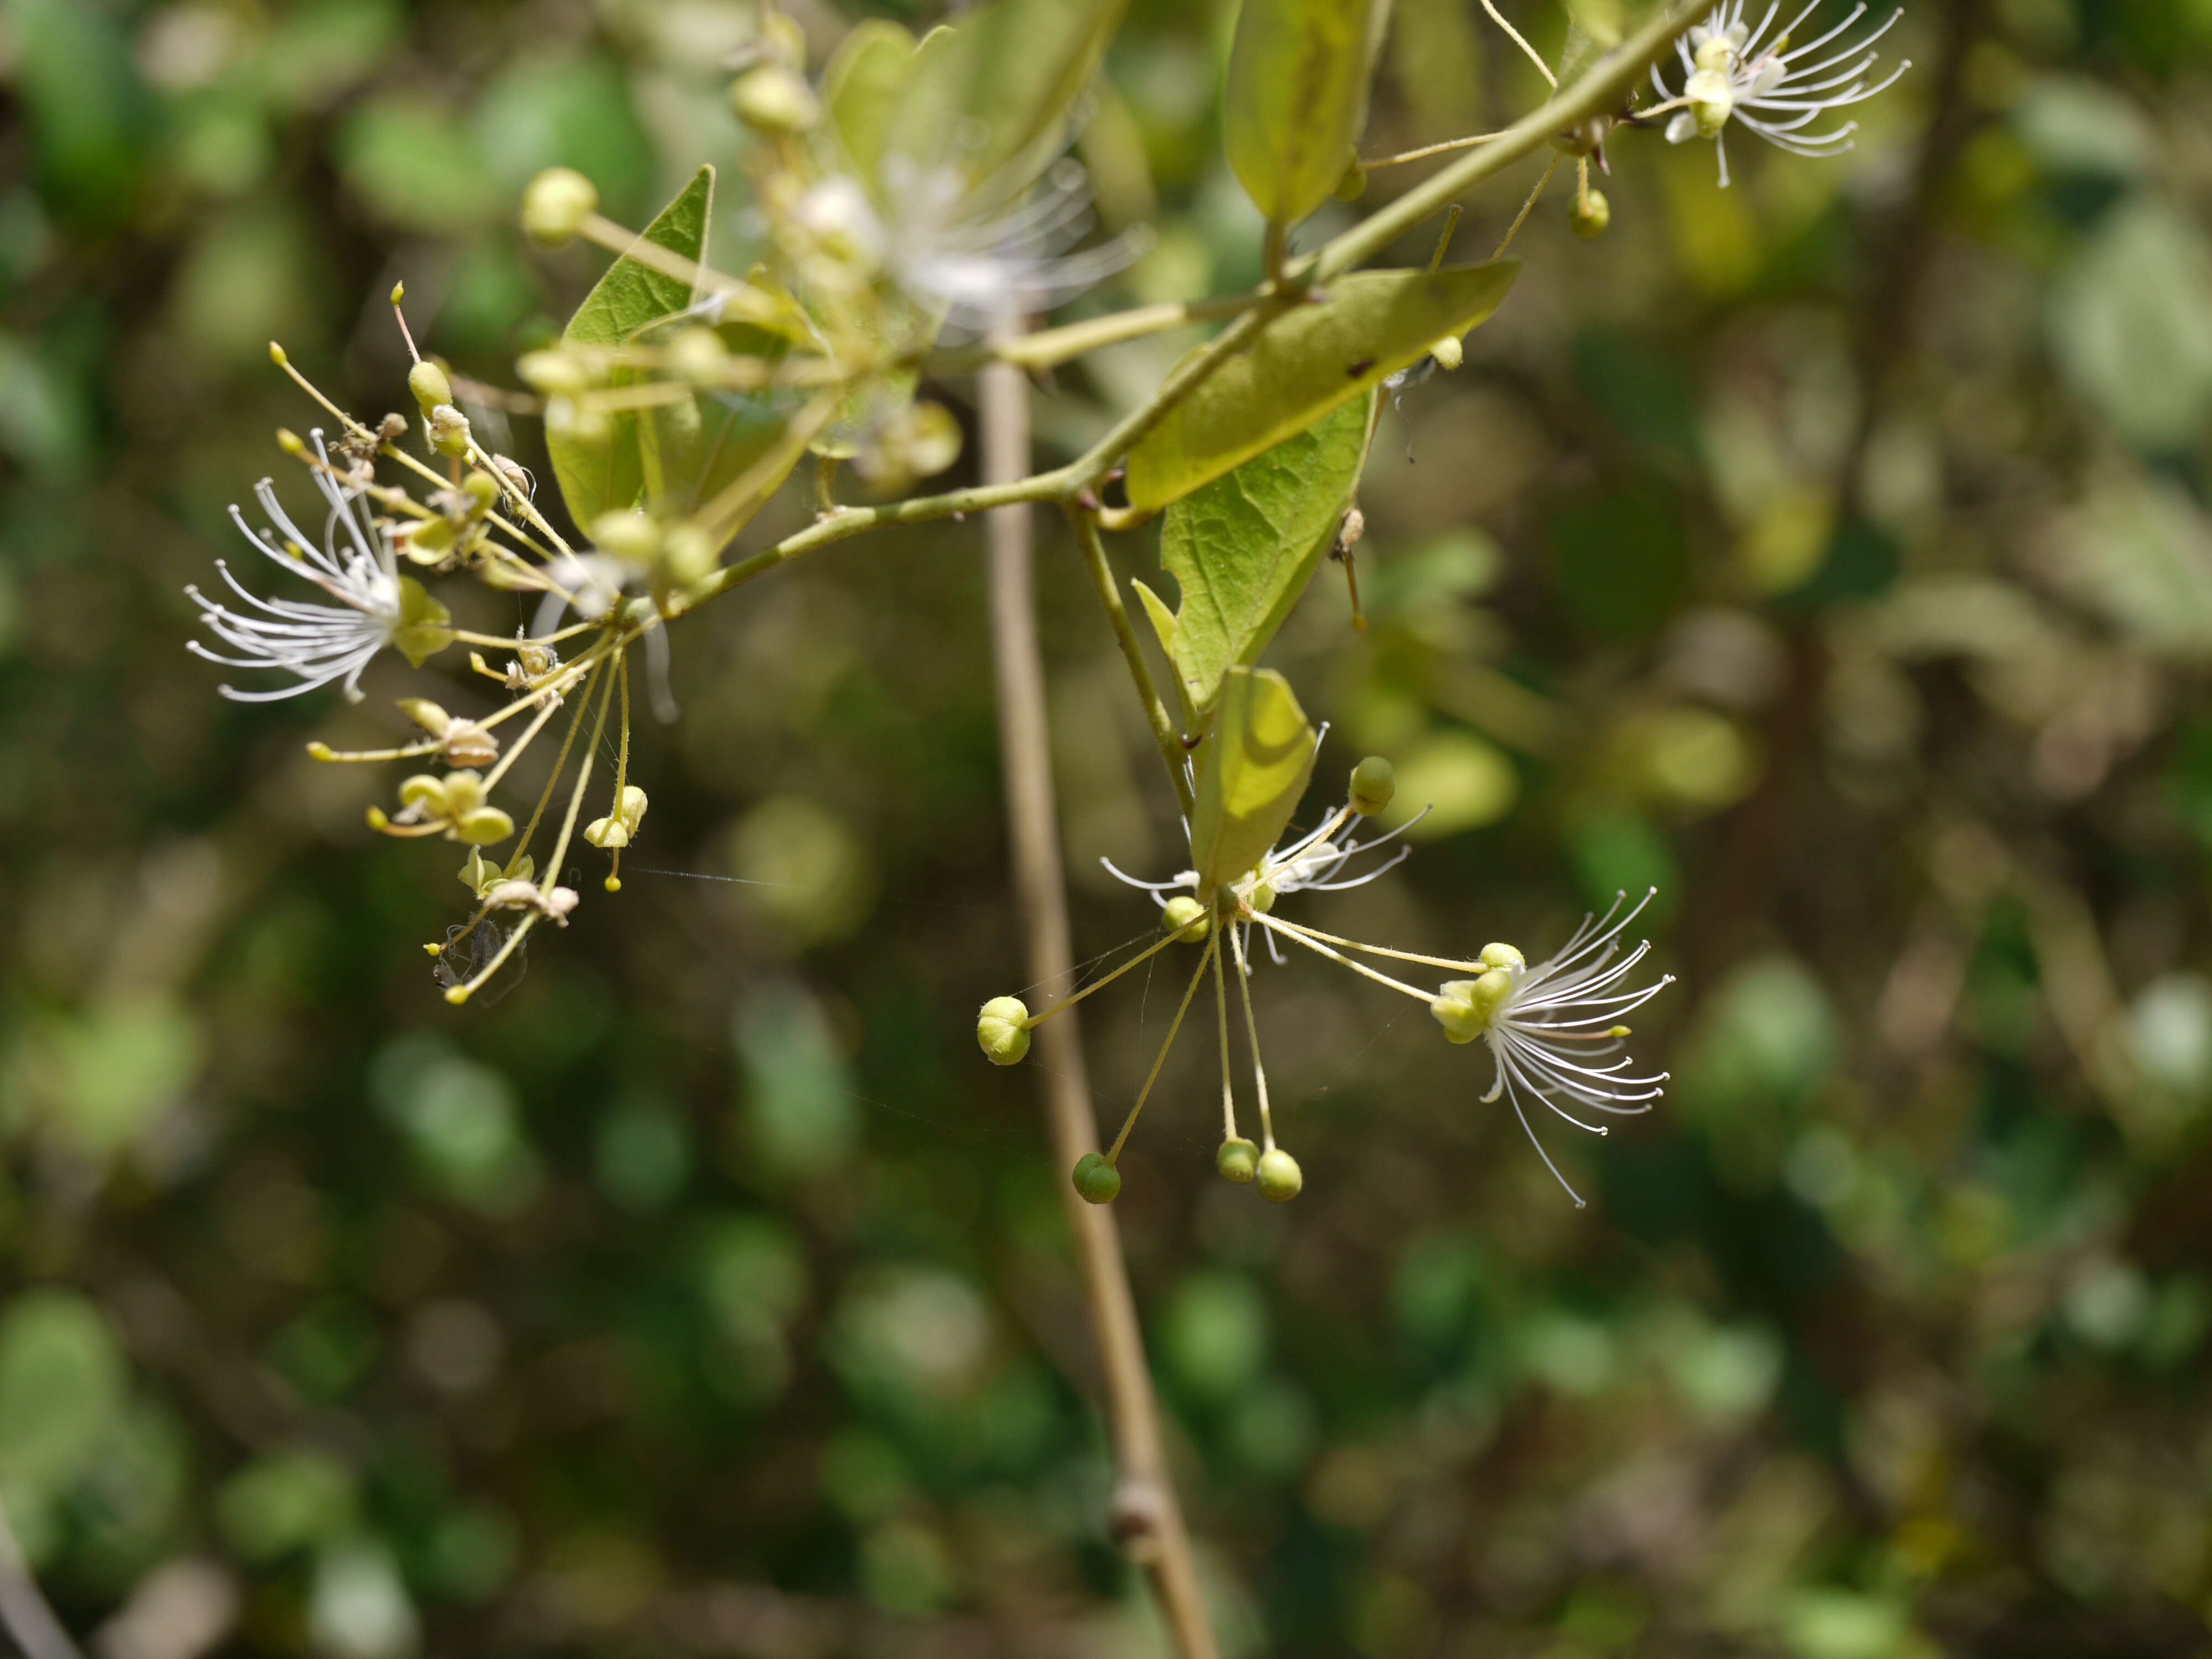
[1216,1137,1259,1183]
[517,349,592,396]
[661,524,717,586]
[1569,189,1611,240]
[591,510,661,565]
[1479,942,1525,971]
[457,806,515,846]
[462,469,502,513]
[1349,755,1395,817]
[399,698,453,737]
[666,326,729,385]
[521,168,598,247]
[1431,969,1514,1043]
[428,403,471,458]
[408,360,453,418]
[1687,67,1733,138]
[977,995,1031,1066]
[730,66,819,133]
[399,774,446,812]
[1162,896,1210,943]
[1072,1151,1122,1205]
[1429,334,1464,372]
[1255,1148,1302,1202]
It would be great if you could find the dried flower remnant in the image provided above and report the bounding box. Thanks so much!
[1651,0,1910,186]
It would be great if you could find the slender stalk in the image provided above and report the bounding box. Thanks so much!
[1104,935,1218,1163]
[980,325,1219,1659]
[1068,507,1195,818]
[934,293,1267,375]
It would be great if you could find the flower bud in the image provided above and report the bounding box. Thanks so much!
[1569,189,1611,240]
[591,510,662,566]
[977,995,1031,1066]
[462,470,502,513]
[1431,970,1514,1043]
[1162,896,1210,943]
[1072,1151,1121,1205]
[662,524,717,586]
[730,66,819,133]
[521,168,598,247]
[399,774,446,812]
[1349,755,1395,817]
[408,360,453,418]
[1255,1148,1302,1202]
[456,805,515,846]
[1687,67,1733,137]
[666,326,729,385]
[399,698,453,737]
[1429,334,1464,372]
[1480,942,1525,971]
[517,349,592,396]
[442,721,499,768]
[1216,1136,1259,1183]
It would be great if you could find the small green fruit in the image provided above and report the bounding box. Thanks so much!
[1216,1138,1259,1184]
[1072,1152,1121,1204]
[407,360,453,418]
[521,168,598,246]
[1349,755,1396,817]
[1255,1148,1302,1203]
[977,996,1031,1066]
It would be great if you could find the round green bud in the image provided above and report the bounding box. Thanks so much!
[977,996,1031,1066]
[1072,1151,1121,1205]
[1569,189,1611,240]
[1162,896,1210,943]
[408,359,453,418]
[1216,1137,1259,1184]
[1349,755,1396,817]
[516,349,591,395]
[1255,1148,1302,1203]
[730,65,819,133]
[521,168,598,247]
[462,470,500,512]
[1479,942,1525,972]
[667,326,729,385]
[1431,969,1514,1043]
[591,510,661,565]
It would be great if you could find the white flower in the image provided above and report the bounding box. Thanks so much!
[1432,890,1674,1207]
[1651,0,1909,187]
[186,434,405,702]
[805,159,1149,339]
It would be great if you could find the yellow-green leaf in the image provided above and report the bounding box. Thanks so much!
[1190,666,1317,895]
[546,166,713,529]
[1224,0,1383,228]
[1154,392,1373,716]
[1123,260,1517,512]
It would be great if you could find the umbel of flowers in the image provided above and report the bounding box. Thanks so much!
[977,671,1673,1208]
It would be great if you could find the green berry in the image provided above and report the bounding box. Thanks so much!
[1216,1137,1259,1184]
[1255,1149,1302,1203]
[1349,755,1396,817]
[977,996,1031,1066]
[1569,189,1611,240]
[1072,1152,1121,1204]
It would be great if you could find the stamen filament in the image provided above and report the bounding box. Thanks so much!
[1228,926,1277,1151]
[1212,927,1239,1144]
[1260,913,1483,975]
[1250,913,1438,1002]
[1025,924,1191,1029]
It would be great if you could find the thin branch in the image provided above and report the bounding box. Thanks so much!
[1068,506,1196,817]
[0,1495,85,1659]
[979,319,1220,1659]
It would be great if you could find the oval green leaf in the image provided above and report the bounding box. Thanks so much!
[1147,391,1374,717]
[1123,260,1519,512]
[1224,0,1383,228]
[1190,666,1318,895]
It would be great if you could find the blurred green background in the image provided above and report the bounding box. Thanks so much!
[8,0,2212,1652]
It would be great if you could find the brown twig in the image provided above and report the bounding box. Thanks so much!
[978,327,1220,1659]
[0,1495,85,1659]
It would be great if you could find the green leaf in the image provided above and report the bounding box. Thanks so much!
[0,1291,127,1504]
[1152,392,1373,716]
[1124,261,1519,512]
[883,0,1128,202]
[637,317,805,526]
[822,20,917,186]
[1224,0,1383,228]
[1189,666,1317,895]
[546,165,712,530]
